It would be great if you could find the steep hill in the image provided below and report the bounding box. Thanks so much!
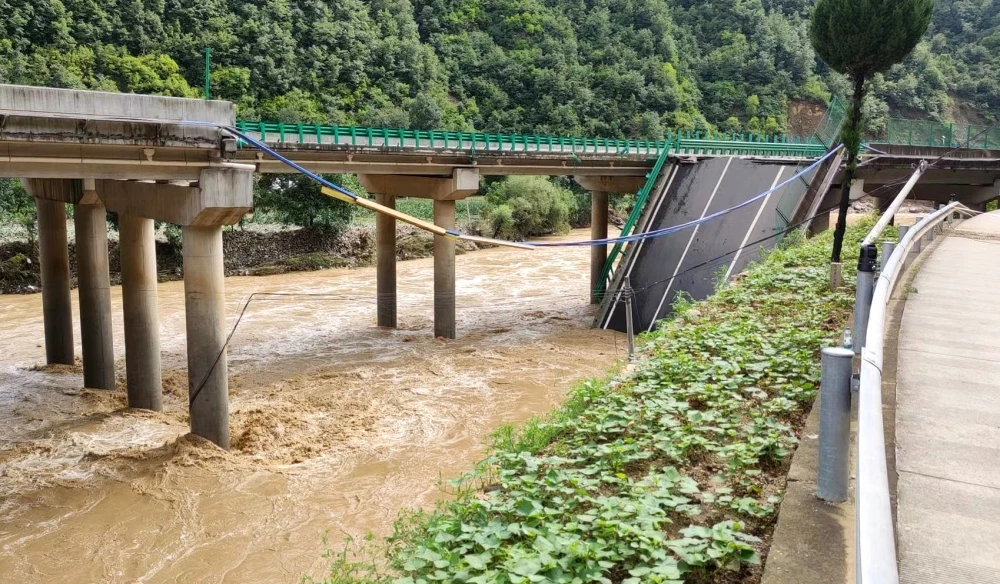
[0,0,997,137]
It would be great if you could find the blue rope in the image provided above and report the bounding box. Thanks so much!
[532,145,843,248]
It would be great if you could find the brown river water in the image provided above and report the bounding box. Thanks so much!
[0,229,622,583]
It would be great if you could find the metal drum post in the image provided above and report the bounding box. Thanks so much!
[818,347,854,502]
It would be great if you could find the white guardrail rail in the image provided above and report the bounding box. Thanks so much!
[855,201,975,583]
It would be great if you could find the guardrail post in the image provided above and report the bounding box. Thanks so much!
[881,241,895,271]
[853,244,878,355]
[818,347,854,502]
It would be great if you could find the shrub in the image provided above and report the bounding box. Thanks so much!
[480,176,575,240]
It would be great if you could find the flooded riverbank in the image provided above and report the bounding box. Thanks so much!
[0,229,622,583]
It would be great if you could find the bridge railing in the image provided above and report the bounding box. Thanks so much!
[851,202,974,584]
[234,121,827,159]
[877,119,1000,149]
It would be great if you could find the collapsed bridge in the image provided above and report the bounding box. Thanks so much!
[2,83,997,447]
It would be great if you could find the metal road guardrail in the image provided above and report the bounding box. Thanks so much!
[854,202,975,584]
[882,118,1000,150]
[233,121,827,158]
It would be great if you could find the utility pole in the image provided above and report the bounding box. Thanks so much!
[624,276,635,357]
[204,48,212,100]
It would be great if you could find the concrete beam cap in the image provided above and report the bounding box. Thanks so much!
[358,168,481,200]
[98,167,253,226]
[573,175,647,194]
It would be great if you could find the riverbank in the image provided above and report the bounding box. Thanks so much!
[319,223,875,584]
[0,224,482,294]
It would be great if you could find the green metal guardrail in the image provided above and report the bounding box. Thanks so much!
[880,118,1000,149]
[592,145,674,300]
[234,121,826,158]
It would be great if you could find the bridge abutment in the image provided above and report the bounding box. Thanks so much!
[375,194,397,328]
[74,182,116,390]
[29,185,75,365]
[119,214,163,411]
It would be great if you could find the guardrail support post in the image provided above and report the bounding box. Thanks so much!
[854,245,878,356]
[818,347,854,502]
[881,241,895,271]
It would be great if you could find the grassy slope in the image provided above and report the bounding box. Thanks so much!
[318,220,880,584]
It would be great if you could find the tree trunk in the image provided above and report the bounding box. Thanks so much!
[831,73,868,263]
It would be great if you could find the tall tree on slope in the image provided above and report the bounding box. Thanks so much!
[811,0,933,263]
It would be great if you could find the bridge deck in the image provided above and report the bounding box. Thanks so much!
[896,211,1000,583]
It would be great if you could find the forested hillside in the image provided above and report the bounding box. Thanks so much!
[1,0,997,138]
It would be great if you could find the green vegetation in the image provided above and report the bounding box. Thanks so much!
[480,176,576,240]
[253,174,363,232]
[0,180,35,244]
[811,0,933,262]
[311,220,882,584]
[1,0,996,138]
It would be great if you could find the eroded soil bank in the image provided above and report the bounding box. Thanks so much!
[0,229,621,583]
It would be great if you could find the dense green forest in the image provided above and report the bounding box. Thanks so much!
[1,0,998,139]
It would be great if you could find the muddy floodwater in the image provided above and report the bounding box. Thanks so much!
[0,229,622,583]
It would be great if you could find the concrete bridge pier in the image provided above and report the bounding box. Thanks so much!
[99,166,253,447]
[74,181,115,390]
[575,176,645,304]
[433,199,457,338]
[375,194,397,328]
[182,224,229,447]
[358,170,479,339]
[119,214,163,410]
[589,191,609,304]
[25,180,75,365]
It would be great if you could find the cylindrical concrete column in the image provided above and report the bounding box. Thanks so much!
[74,201,115,389]
[590,191,609,304]
[119,215,163,411]
[376,194,397,328]
[182,225,229,448]
[433,199,457,339]
[36,197,74,365]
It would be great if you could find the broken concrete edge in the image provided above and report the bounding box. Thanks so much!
[0,83,234,125]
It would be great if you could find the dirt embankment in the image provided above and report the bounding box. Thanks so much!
[787,99,828,138]
[0,224,480,294]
